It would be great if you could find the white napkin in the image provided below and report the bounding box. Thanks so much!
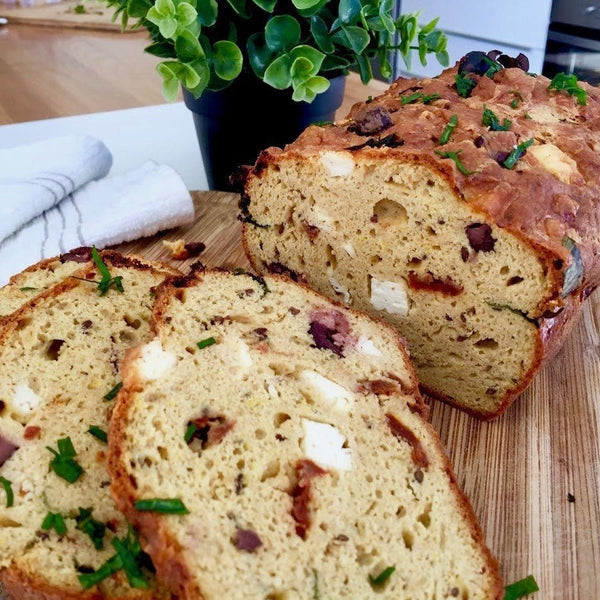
[0,135,113,243]
[0,161,195,285]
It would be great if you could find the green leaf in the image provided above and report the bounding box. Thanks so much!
[321,54,351,72]
[291,56,316,82]
[247,32,275,78]
[252,0,276,12]
[295,0,327,17]
[226,0,250,18]
[196,0,217,25]
[127,0,151,18]
[154,0,175,16]
[176,1,197,26]
[504,575,539,600]
[310,15,334,54]
[212,40,243,80]
[338,0,360,24]
[175,29,205,62]
[291,0,321,9]
[264,54,292,89]
[265,15,301,52]
[135,498,190,514]
[186,59,211,97]
[333,25,370,54]
[355,53,372,84]
[289,45,325,75]
[157,60,203,99]
[145,41,177,58]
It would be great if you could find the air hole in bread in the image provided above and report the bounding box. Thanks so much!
[474,338,499,350]
[418,504,432,529]
[372,198,408,227]
[274,413,290,428]
[260,460,280,482]
[325,245,337,269]
[45,339,64,361]
[124,315,142,329]
[402,528,415,550]
[174,289,186,303]
[507,276,524,286]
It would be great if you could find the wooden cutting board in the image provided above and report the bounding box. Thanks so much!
[116,190,600,599]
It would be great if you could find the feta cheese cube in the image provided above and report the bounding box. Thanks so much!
[12,384,43,417]
[370,276,410,316]
[301,419,352,471]
[138,339,177,381]
[299,370,354,413]
[320,151,355,177]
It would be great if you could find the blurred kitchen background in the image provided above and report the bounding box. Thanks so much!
[392,0,600,85]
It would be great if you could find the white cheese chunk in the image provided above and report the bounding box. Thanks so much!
[328,274,351,305]
[355,336,383,357]
[301,419,352,471]
[370,276,410,316]
[138,340,177,381]
[320,151,355,177]
[12,384,43,417]
[529,143,578,184]
[341,242,356,258]
[299,370,354,413]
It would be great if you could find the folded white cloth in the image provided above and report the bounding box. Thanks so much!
[0,161,195,285]
[0,135,113,243]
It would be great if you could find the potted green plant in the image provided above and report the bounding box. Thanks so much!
[103,0,449,189]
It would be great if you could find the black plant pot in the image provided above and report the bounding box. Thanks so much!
[183,75,346,190]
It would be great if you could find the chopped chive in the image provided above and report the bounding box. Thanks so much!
[103,382,122,401]
[134,498,189,514]
[19,287,37,292]
[366,95,374,103]
[197,337,216,350]
[368,565,395,586]
[504,575,539,599]
[0,476,13,508]
[46,437,84,483]
[184,423,198,444]
[112,537,149,589]
[78,555,122,590]
[76,507,106,550]
[312,120,332,127]
[312,568,320,599]
[502,138,534,169]
[548,73,587,106]
[482,107,511,131]
[435,150,476,175]
[400,92,440,105]
[87,426,107,444]
[455,72,477,98]
[42,511,67,535]
[91,247,124,296]
[439,115,458,145]
[510,98,519,109]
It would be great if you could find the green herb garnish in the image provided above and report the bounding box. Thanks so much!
[134,498,189,514]
[184,423,198,444]
[312,568,320,599]
[103,382,122,401]
[312,120,332,127]
[504,575,539,599]
[76,507,106,550]
[78,527,151,590]
[0,476,13,508]
[482,107,511,131]
[42,511,67,535]
[455,72,477,98]
[46,437,84,483]
[87,426,108,443]
[91,247,124,296]
[197,337,216,350]
[19,287,37,292]
[74,3,87,13]
[487,301,538,325]
[435,150,475,175]
[366,95,374,104]
[439,115,458,145]
[502,138,534,169]
[548,73,587,106]
[400,92,440,105]
[368,565,396,586]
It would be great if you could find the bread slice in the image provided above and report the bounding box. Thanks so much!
[0,250,179,599]
[241,57,600,418]
[109,268,502,600]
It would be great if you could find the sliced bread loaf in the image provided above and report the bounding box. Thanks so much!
[0,250,179,599]
[109,269,502,600]
[241,54,600,418]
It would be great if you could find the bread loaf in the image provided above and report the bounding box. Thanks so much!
[0,250,178,599]
[109,268,502,600]
[241,53,600,418]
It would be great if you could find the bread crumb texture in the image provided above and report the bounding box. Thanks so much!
[243,64,600,417]
[109,270,502,600]
[0,252,176,599]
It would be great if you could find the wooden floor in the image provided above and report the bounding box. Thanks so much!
[0,24,387,125]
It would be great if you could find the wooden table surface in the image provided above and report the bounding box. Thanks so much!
[0,24,387,125]
[117,192,600,600]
